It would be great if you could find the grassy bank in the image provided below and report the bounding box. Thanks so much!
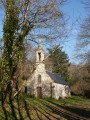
[0,94,90,120]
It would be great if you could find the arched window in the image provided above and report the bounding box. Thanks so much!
[38,52,41,61]
[38,74,41,84]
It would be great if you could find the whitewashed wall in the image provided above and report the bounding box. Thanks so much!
[27,62,71,99]
[52,83,71,99]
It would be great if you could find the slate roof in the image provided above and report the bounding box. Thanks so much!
[46,71,68,85]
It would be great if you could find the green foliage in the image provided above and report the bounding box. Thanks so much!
[1,1,19,88]
[48,45,70,82]
[0,1,32,92]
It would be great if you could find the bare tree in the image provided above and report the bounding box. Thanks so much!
[69,63,90,97]
[0,0,67,101]
[1,0,67,43]
[77,0,90,62]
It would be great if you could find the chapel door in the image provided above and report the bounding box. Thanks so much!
[37,87,42,98]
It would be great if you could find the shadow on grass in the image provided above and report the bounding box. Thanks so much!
[46,100,89,120]
[40,100,79,120]
[1,103,8,120]
[1,94,89,120]
[33,106,52,120]
[1,92,32,120]
[33,101,60,120]
[33,106,42,120]
[69,97,90,102]
[9,91,18,120]
[16,94,24,120]
[24,99,32,120]
[1,92,8,120]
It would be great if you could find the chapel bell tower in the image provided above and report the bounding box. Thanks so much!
[36,39,44,65]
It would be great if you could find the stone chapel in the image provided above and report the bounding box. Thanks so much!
[27,40,71,99]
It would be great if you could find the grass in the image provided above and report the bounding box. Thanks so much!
[0,94,90,120]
